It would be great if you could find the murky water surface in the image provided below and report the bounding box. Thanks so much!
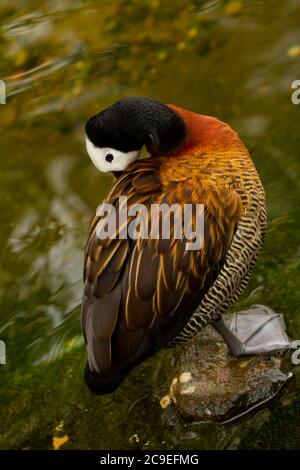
[0,0,299,449]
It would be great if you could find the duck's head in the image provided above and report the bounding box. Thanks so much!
[85,96,186,173]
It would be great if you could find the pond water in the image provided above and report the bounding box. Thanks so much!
[0,0,299,450]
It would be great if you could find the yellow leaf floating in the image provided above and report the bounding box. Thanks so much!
[224,1,242,16]
[188,28,198,39]
[177,42,187,51]
[52,435,69,450]
[157,51,167,61]
[287,45,300,58]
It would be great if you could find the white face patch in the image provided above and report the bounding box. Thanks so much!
[85,136,140,173]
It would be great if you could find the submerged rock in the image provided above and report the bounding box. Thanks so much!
[161,308,293,423]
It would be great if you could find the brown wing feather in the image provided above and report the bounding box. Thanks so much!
[81,160,242,375]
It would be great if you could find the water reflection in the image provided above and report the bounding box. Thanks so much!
[0,0,299,450]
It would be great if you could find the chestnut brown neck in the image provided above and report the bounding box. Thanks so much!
[167,104,241,155]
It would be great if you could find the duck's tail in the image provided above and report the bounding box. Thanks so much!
[84,362,128,395]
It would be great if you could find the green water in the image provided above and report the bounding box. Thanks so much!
[0,0,299,450]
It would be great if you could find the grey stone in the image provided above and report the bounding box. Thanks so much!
[162,309,293,423]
